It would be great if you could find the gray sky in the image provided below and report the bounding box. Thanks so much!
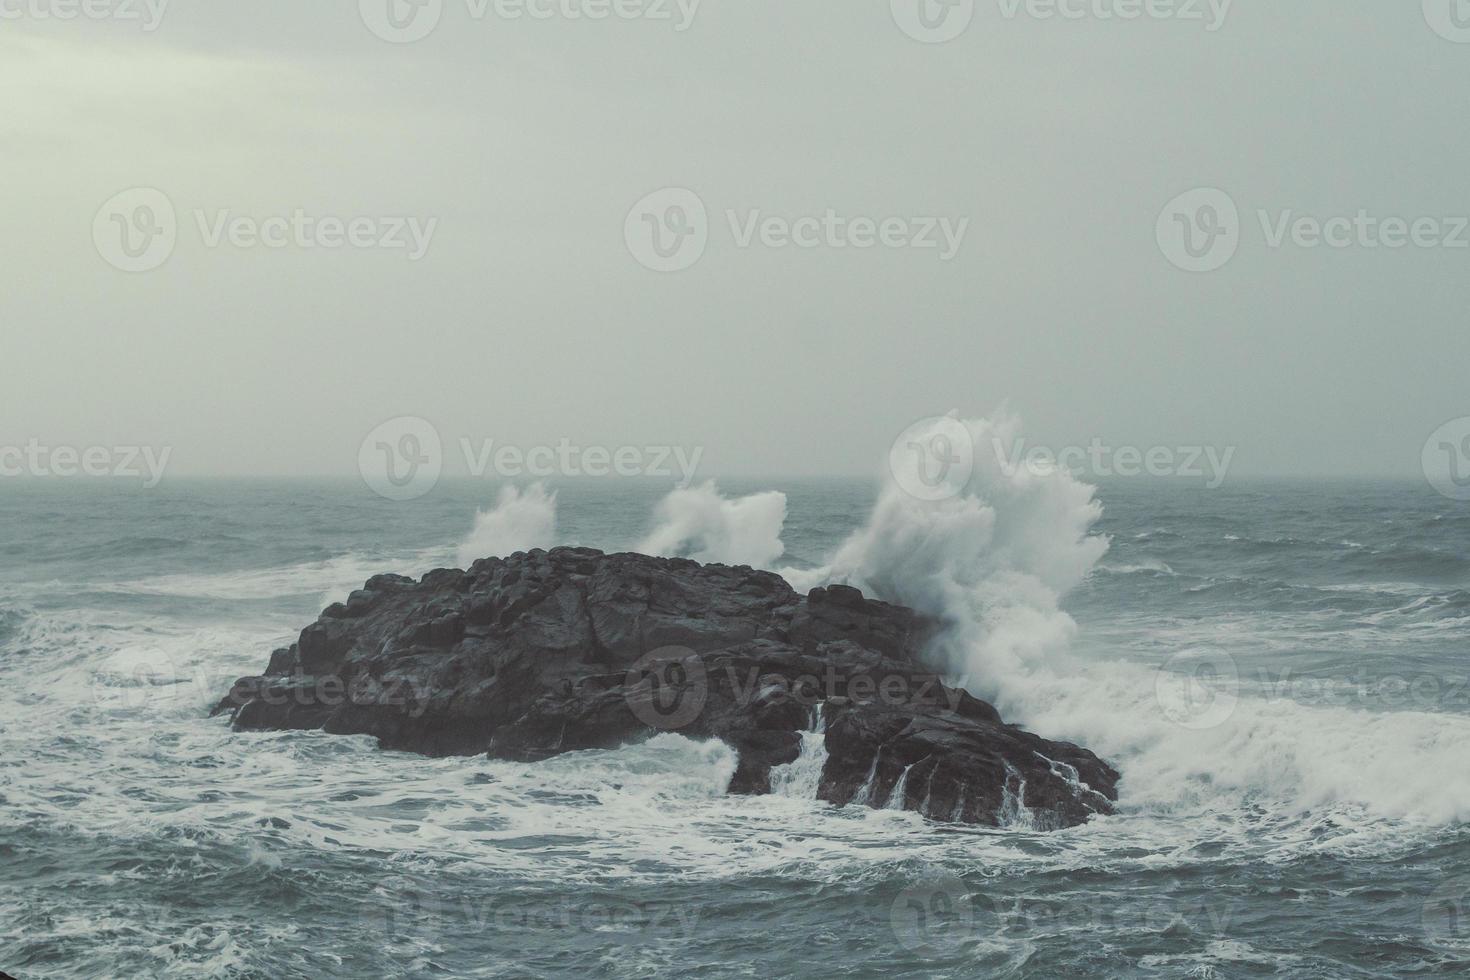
[4,0,1468,479]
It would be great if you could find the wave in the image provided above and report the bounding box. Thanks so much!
[113,549,450,604]
[637,482,787,569]
[24,430,1469,834]
[784,413,1109,685]
[784,412,1470,827]
[1094,559,1176,577]
[450,480,790,571]
[456,484,558,567]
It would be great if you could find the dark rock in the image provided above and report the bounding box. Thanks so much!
[213,548,1118,828]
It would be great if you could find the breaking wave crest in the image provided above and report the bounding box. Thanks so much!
[636,482,787,569]
[432,421,1470,825]
[456,484,558,566]
[784,413,1470,826]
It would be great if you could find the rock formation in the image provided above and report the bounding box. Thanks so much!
[214,547,1118,828]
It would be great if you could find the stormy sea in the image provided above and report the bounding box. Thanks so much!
[3,423,1469,978]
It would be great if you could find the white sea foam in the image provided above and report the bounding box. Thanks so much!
[637,482,787,569]
[456,483,558,567]
[5,456,1466,976]
[785,412,1470,826]
[784,413,1109,687]
[115,549,451,605]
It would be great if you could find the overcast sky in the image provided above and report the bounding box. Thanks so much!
[4,0,1468,479]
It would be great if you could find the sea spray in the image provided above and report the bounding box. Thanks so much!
[782,412,1109,690]
[784,412,1470,824]
[638,482,787,569]
[456,484,558,566]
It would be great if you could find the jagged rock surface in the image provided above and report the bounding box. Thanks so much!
[213,547,1118,828]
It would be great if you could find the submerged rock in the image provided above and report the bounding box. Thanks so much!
[213,547,1118,828]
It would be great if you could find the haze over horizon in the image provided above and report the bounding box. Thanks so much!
[5,1,1469,482]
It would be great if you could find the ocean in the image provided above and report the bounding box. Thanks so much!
[2,472,1468,978]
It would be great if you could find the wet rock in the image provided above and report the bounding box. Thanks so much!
[213,548,1118,828]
